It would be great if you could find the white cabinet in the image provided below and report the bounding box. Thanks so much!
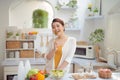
[4,66,18,80]
[5,39,35,60]
[4,65,45,80]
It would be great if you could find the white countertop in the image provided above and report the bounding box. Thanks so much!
[72,57,109,67]
[2,57,108,67]
[1,58,46,66]
[46,72,120,80]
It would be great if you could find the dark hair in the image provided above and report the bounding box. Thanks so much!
[52,18,64,26]
[52,18,65,31]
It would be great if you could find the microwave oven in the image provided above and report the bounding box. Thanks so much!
[74,45,95,59]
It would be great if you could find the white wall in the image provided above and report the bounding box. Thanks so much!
[102,0,120,15]
[103,0,120,51]
[105,14,120,51]
[0,0,12,79]
[9,0,54,28]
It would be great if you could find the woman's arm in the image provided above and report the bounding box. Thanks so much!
[65,38,76,64]
[46,39,58,60]
[58,37,76,70]
[46,49,55,60]
[57,61,69,70]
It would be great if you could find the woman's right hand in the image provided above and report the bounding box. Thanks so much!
[46,40,58,60]
[54,40,58,51]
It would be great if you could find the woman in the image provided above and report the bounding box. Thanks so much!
[45,18,76,73]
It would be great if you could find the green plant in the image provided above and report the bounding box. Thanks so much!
[93,8,98,13]
[66,0,77,8]
[88,3,92,11]
[32,9,48,28]
[55,4,62,10]
[55,0,77,10]
[7,32,13,38]
[16,33,19,36]
[88,28,104,44]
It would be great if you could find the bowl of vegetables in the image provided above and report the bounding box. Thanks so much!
[50,70,64,80]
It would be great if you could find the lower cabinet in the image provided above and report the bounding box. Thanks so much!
[4,65,45,80]
[70,63,82,73]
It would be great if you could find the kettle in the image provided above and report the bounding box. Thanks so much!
[107,49,120,69]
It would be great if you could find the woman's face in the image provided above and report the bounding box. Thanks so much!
[52,22,64,36]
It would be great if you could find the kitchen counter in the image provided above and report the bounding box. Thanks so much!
[1,58,46,66]
[2,57,107,67]
[46,72,120,80]
[2,57,120,80]
[72,57,108,67]
[2,58,46,80]
[71,57,109,73]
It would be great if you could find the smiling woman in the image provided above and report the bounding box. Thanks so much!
[9,0,54,29]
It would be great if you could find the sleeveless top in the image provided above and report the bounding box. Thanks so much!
[54,46,62,69]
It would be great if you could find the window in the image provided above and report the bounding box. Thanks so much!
[9,0,54,29]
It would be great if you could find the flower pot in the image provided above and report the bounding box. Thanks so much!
[16,36,19,40]
[94,12,99,16]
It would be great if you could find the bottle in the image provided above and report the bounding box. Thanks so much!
[18,61,25,80]
[15,51,19,58]
[21,33,25,39]
[24,60,31,77]
[28,42,33,48]
[23,42,28,49]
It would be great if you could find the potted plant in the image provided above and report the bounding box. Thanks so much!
[15,32,20,40]
[87,3,93,16]
[32,9,48,28]
[66,0,77,8]
[93,8,99,16]
[88,28,104,61]
[55,0,77,10]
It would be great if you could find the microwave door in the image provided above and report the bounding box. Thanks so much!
[75,48,86,57]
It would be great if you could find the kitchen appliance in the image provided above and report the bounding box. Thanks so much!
[74,45,95,59]
[107,49,120,69]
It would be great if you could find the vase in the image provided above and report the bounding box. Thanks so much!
[87,9,93,16]
[94,44,101,61]
[94,12,99,16]
[16,36,19,40]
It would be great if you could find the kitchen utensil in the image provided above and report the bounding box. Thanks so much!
[15,51,19,58]
[46,35,49,47]
[28,42,33,48]
[9,51,15,58]
[40,35,44,47]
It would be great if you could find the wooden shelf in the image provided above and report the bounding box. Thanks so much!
[5,39,35,60]
[60,6,77,10]
[6,48,34,51]
[6,39,34,41]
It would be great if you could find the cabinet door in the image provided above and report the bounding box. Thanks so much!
[4,65,45,80]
